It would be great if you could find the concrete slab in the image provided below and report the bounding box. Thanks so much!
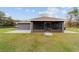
[5,30,31,33]
[44,32,53,36]
[5,30,79,34]
[64,30,79,33]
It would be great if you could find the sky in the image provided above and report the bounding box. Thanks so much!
[0,7,74,20]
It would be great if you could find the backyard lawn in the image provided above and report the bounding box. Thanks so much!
[0,28,79,52]
[67,27,79,32]
[0,28,15,33]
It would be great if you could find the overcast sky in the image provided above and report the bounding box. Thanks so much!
[0,7,74,20]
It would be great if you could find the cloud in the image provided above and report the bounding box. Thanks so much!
[38,7,67,18]
[15,7,23,10]
[38,11,48,14]
[25,9,35,13]
[38,11,48,16]
[5,12,10,17]
[32,10,35,12]
[47,7,61,16]
[38,7,59,17]
[25,9,29,12]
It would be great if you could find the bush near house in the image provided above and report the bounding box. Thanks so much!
[67,21,79,27]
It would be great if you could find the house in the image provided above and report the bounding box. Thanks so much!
[16,16,66,33]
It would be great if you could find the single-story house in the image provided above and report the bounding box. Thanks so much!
[16,16,66,32]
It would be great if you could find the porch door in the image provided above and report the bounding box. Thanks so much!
[44,22,51,32]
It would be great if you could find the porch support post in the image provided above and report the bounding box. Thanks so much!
[44,22,45,32]
[62,22,64,32]
[30,22,33,32]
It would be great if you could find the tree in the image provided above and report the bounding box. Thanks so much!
[3,17,16,26]
[0,11,6,26]
[0,11,5,18]
[0,11,16,27]
[68,7,79,27]
[68,7,79,21]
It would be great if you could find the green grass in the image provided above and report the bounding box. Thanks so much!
[0,33,79,52]
[67,27,79,32]
[0,28,79,52]
[0,28,15,33]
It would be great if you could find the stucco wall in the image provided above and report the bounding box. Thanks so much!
[17,23,31,30]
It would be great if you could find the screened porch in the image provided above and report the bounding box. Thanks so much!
[32,21,64,32]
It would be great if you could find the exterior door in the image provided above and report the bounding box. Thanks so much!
[44,22,51,31]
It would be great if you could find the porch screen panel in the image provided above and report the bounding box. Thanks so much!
[33,21,44,30]
[51,22,62,30]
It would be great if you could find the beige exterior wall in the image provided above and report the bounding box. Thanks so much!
[17,23,31,30]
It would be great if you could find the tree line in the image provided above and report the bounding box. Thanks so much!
[0,11,16,27]
[67,7,79,27]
